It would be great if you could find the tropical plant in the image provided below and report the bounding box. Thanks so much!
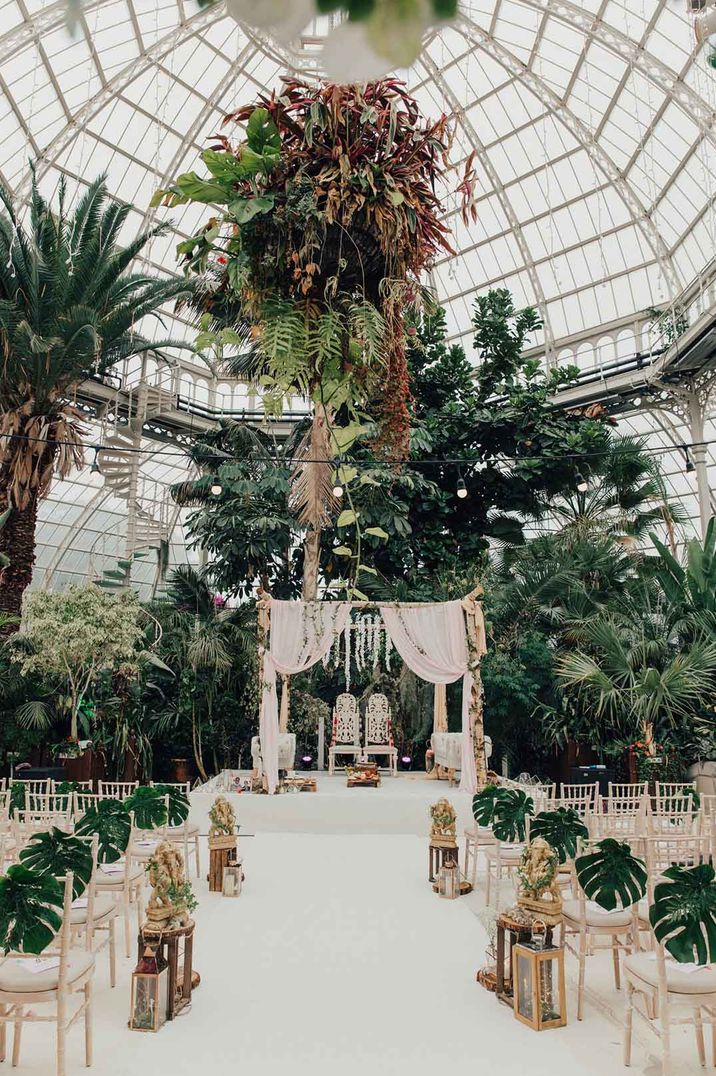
[651,518,716,639]
[11,584,144,740]
[152,784,190,826]
[0,172,193,628]
[8,781,26,819]
[155,79,473,597]
[154,566,255,780]
[75,799,131,864]
[491,788,534,843]
[530,808,589,864]
[649,863,716,964]
[19,828,93,899]
[0,865,64,953]
[471,784,509,828]
[126,785,168,830]
[575,838,647,911]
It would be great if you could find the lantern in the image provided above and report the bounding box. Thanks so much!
[512,942,567,1031]
[129,945,169,1032]
[222,861,243,898]
[437,857,461,899]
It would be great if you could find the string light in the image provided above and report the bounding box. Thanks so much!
[210,476,223,496]
[682,445,696,475]
[576,471,589,493]
[456,473,468,499]
[89,447,101,475]
[332,482,344,498]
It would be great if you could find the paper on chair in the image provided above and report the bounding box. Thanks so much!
[13,958,60,975]
[100,863,124,874]
[71,897,88,908]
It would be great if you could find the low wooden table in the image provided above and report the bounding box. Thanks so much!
[428,842,459,883]
[139,921,195,1021]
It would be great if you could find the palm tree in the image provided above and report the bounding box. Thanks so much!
[0,171,193,629]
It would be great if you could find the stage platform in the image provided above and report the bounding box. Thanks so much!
[189,771,473,836]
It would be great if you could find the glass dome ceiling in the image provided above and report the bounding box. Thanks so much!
[2,0,716,590]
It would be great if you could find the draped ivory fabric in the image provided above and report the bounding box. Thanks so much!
[379,601,483,793]
[260,600,351,792]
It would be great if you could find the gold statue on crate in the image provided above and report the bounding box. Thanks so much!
[145,841,195,929]
[430,798,457,847]
[516,837,562,925]
[208,795,236,837]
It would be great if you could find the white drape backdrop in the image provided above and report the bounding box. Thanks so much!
[259,600,351,792]
[379,601,480,793]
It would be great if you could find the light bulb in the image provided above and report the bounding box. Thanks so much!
[210,478,223,496]
[90,448,101,475]
[632,397,642,407]
[332,484,344,498]
[456,478,468,499]
[576,472,589,493]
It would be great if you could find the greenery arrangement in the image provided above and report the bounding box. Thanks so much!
[0,174,192,629]
[0,865,64,953]
[530,808,589,864]
[649,863,716,964]
[153,784,191,826]
[575,839,648,911]
[19,829,93,900]
[125,786,168,831]
[75,799,131,864]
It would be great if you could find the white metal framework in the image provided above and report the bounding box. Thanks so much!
[1,0,716,586]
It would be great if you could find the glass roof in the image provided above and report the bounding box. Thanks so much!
[2,0,716,588]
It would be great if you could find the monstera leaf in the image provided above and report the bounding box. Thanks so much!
[472,784,510,828]
[491,789,534,844]
[576,838,648,911]
[152,785,190,827]
[75,800,131,864]
[0,866,64,954]
[125,786,168,831]
[530,808,589,864]
[649,863,716,965]
[19,829,93,900]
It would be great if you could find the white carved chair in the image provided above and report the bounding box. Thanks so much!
[362,694,397,776]
[328,693,360,774]
[250,734,296,775]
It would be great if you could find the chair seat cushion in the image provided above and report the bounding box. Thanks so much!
[465,825,493,842]
[0,951,95,993]
[486,843,524,862]
[562,898,633,928]
[95,862,144,887]
[69,895,117,926]
[625,952,716,995]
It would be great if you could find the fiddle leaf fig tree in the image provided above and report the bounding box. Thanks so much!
[12,584,144,740]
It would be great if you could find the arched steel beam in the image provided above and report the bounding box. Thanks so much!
[420,49,555,354]
[41,485,113,589]
[457,12,682,299]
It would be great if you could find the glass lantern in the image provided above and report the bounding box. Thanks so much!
[129,945,169,1032]
[437,857,461,899]
[222,861,243,898]
[512,942,566,1031]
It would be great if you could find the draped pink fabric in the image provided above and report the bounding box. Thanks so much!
[260,600,351,793]
[379,601,483,793]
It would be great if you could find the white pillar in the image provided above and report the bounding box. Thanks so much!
[687,386,711,540]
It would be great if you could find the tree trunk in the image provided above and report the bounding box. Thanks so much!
[302,528,321,601]
[0,492,40,635]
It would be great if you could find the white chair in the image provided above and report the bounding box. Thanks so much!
[484,815,531,910]
[63,835,118,989]
[432,733,493,786]
[9,778,52,797]
[98,780,137,801]
[624,935,716,1074]
[328,694,361,774]
[558,781,600,815]
[93,835,145,959]
[362,694,397,776]
[561,839,642,1020]
[250,734,296,775]
[151,781,201,880]
[0,872,95,1076]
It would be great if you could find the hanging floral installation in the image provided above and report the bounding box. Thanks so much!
[322,612,393,690]
[153,77,475,596]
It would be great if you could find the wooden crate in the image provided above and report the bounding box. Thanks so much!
[208,835,237,892]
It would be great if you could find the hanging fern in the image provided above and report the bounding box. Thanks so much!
[349,300,387,365]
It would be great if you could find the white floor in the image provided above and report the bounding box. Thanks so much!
[9,780,713,1075]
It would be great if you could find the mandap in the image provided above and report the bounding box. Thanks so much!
[257,590,487,794]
